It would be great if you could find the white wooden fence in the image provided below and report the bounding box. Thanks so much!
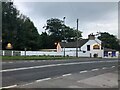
[1,50,119,58]
[2,50,91,57]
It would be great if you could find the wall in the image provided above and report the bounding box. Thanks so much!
[21,51,63,56]
[81,38,103,57]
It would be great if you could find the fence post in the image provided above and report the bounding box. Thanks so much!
[24,48,26,57]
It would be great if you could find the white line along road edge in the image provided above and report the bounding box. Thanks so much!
[0,85,17,89]
[1,60,117,73]
[62,73,71,77]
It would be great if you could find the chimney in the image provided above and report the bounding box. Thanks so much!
[88,34,95,40]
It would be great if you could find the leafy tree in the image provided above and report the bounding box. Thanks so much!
[98,32,120,51]
[2,2,40,50]
[40,32,52,49]
[2,2,19,50]
[44,18,82,43]
[64,26,82,42]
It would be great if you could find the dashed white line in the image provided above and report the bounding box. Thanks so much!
[21,82,34,86]
[91,69,99,71]
[54,76,61,79]
[62,73,71,77]
[1,85,17,89]
[79,70,88,73]
[35,78,51,82]
[112,66,115,68]
[102,67,107,69]
[9,62,13,63]
[17,78,51,87]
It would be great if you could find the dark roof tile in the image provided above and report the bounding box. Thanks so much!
[60,39,88,48]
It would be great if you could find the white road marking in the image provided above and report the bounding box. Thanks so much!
[21,82,34,86]
[112,66,115,68]
[1,85,17,89]
[102,67,107,69]
[1,64,57,72]
[62,73,71,77]
[35,78,51,82]
[79,70,87,73]
[54,76,61,79]
[91,68,99,71]
[19,78,51,87]
[1,60,118,72]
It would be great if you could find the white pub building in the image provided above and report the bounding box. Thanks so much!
[60,34,119,58]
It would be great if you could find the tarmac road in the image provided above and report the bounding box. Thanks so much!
[1,58,118,88]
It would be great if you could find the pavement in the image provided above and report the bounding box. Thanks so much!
[16,68,118,88]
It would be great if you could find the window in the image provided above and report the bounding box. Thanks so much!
[104,51,108,57]
[112,51,116,57]
[87,45,90,51]
[93,45,100,49]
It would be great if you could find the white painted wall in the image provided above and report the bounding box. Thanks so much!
[21,51,63,56]
[62,48,77,51]
[80,38,102,57]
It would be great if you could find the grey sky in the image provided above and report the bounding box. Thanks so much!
[14,1,118,38]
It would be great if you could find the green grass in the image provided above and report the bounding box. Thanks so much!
[1,56,78,60]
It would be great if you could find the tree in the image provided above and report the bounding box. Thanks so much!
[98,32,120,51]
[2,2,19,50]
[2,2,40,50]
[64,26,82,42]
[44,18,82,43]
[40,32,52,49]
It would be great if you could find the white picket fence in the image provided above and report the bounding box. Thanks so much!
[2,50,91,57]
[1,50,119,58]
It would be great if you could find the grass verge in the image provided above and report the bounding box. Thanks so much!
[1,56,78,60]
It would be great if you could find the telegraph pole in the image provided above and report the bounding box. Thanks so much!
[76,19,79,57]
[63,17,66,57]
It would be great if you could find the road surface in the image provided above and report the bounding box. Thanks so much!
[1,58,119,88]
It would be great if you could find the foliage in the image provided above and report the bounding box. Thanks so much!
[3,2,119,51]
[44,18,82,43]
[98,32,120,51]
[2,2,82,50]
[2,2,40,50]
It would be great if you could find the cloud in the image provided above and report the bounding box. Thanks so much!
[14,2,118,38]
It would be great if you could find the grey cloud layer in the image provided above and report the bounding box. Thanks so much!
[20,2,117,22]
[14,2,118,37]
